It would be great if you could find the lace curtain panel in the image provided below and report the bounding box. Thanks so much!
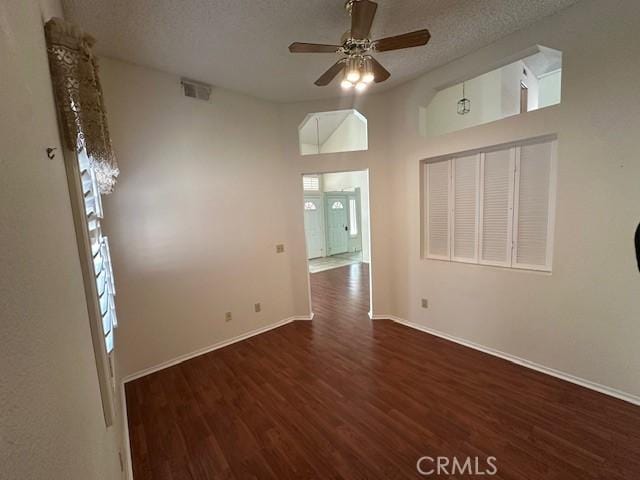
[44,18,119,194]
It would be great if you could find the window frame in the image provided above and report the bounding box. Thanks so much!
[423,136,557,272]
[63,147,116,426]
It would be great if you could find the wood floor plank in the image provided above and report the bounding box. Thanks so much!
[126,263,640,479]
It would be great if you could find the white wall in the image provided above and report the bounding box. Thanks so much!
[322,170,371,263]
[539,70,562,108]
[99,58,299,378]
[0,1,124,478]
[420,67,504,137]
[387,0,640,398]
[101,63,395,375]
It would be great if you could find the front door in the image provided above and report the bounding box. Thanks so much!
[303,197,324,259]
[326,195,349,256]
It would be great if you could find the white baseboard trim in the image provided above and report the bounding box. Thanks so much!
[295,312,314,320]
[368,312,393,320]
[122,317,296,383]
[390,316,640,406]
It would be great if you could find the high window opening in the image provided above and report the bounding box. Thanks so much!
[420,46,562,137]
[299,109,368,156]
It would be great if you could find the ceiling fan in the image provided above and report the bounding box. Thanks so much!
[289,0,431,91]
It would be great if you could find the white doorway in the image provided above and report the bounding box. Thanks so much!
[300,170,370,274]
[300,169,372,318]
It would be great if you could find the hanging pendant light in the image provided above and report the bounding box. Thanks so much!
[457,81,471,115]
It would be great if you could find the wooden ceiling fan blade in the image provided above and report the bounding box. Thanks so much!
[374,29,431,52]
[315,59,347,86]
[370,57,390,83]
[351,0,378,39]
[289,42,341,53]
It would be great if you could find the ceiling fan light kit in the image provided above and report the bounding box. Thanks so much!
[288,0,431,91]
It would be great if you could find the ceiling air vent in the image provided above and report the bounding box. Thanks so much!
[180,78,212,101]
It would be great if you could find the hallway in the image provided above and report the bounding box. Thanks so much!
[308,251,363,274]
[125,264,640,479]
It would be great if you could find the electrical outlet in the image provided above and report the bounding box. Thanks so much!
[276,244,285,253]
[254,303,261,313]
[225,311,232,322]
[421,298,429,309]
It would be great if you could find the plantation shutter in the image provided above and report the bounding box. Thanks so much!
[452,154,479,262]
[79,150,117,353]
[426,160,451,259]
[303,175,320,191]
[480,148,515,266]
[513,141,555,270]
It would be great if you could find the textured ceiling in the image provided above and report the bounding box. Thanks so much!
[62,0,579,103]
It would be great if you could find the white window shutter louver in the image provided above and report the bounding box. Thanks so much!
[479,148,515,266]
[452,155,480,262]
[303,175,320,191]
[426,160,451,259]
[513,141,555,270]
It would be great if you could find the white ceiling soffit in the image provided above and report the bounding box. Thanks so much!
[62,0,579,103]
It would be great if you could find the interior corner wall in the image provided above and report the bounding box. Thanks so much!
[99,61,395,380]
[386,0,640,398]
[99,58,298,378]
[0,1,124,479]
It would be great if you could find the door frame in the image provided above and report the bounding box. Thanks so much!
[300,170,373,320]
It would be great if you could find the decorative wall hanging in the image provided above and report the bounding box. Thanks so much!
[44,18,119,194]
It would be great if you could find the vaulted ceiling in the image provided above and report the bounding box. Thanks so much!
[62,0,579,103]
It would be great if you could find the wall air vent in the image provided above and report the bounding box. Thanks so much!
[180,78,212,101]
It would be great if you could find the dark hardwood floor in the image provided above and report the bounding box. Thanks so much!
[126,263,640,479]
